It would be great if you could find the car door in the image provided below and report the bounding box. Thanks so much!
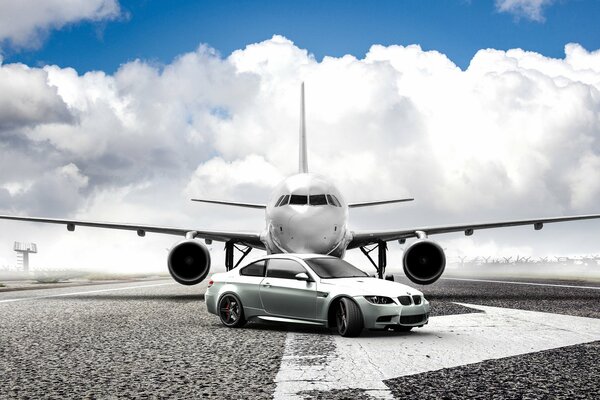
[259,258,317,320]
[237,260,267,311]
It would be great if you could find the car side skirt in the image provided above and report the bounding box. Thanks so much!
[249,315,327,326]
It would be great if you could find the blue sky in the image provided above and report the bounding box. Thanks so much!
[4,0,600,73]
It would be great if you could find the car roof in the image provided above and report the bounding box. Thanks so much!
[235,253,339,271]
[239,253,335,266]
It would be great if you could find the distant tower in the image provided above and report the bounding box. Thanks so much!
[14,242,37,273]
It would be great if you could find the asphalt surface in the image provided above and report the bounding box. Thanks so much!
[386,341,600,400]
[1,275,599,399]
[0,280,286,399]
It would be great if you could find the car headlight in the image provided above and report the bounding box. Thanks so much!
[364,296,395,304]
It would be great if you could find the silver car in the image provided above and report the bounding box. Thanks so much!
[205,254,430,337]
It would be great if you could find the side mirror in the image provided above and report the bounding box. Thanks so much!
[295,272,311,282]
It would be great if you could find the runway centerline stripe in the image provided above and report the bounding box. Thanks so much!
[0,282,174,304]
[440,277,600,290]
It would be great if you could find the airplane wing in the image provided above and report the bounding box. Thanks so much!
[190,198,266,209]
[0,215,265,249]
[348,213,600,249]
[348,198,414,208]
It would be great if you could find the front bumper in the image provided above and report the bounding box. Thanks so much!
[354,296,431,330]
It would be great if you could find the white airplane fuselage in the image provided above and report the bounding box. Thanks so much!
[262,173,351,257]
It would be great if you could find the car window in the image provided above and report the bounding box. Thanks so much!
[240,260,266,277]
[305,258,369,278]
[266,258,308,279]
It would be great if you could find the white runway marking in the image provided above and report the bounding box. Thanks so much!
[440,277,600,290]
[0,282,174,304]
[274,303,600,399]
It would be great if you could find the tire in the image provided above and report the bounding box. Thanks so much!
[218,294,247,328]
[335,298,363,337]
[392,325,413,332]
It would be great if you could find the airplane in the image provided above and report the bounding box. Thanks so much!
[2,83,600,286]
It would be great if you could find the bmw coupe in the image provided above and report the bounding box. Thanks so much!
[205,254,430,337]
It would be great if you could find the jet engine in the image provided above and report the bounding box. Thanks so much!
[167,240,211,285]
[403,240,446,285]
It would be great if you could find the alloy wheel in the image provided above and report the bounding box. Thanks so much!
[219,294,242,327]
[336,300,348,334]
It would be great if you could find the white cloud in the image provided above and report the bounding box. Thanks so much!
[495,0,554,22]
[0,63,73,130]
[185,155,284,201]
[0,0,121,48]
[1,36,600,272]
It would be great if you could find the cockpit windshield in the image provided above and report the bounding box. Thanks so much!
[309,194,327,205]
[289,195,308,205]
[275,193,342,207]
[327,194,341,207]
[275,195,289,207]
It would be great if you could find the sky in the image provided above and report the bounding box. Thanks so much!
[4,1,600,73]
[0,0,600,274]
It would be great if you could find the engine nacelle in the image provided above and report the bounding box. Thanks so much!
[167,240,211,285]
[403,240,446,285]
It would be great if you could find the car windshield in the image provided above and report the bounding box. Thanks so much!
[305,258,369,279]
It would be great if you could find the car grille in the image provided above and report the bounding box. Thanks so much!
[398,295,423,305]
[400,314,427,325]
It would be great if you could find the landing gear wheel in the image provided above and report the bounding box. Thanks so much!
[218,294,246,328]
[392,325,413,332]
[336,298,363,337]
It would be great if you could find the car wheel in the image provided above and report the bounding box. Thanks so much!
[218,294,246,328]
[336,298,363,337]
[392,325,413,332]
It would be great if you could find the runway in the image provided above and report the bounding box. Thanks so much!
[1,276,599,399]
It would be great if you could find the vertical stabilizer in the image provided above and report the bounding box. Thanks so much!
[299,82,308,173]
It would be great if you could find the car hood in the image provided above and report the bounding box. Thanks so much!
[319,277,424,297]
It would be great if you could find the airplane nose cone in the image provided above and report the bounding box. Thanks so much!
[286,209,341,254]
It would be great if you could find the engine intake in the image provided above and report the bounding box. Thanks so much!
[403,240,446,285]
[168,240,211,285]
